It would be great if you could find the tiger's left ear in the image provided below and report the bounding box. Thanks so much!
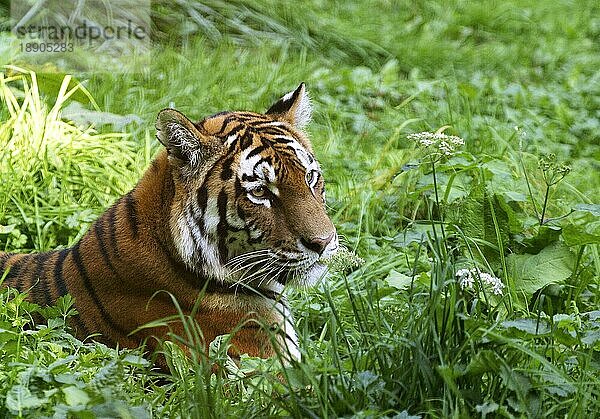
[156,109,222,167]
[266,83,312,129]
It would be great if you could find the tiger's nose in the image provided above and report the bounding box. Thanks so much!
[300,232,335,255]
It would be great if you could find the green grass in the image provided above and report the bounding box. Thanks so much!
[1,0,600,417]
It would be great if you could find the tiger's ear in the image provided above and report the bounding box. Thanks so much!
[266,83,312,129]
[156,109,219,166]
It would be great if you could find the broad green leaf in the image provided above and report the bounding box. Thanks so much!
[122,353,150,367]
[62,386,90,407]
[0,224,16,234]
[6,385,47,414]
[506,243,575,294]
[562,224,600,246]
[582,329,600,346]
[466,350,502,375]
[502,319,551,335]
[541,371,576,397]
[392,224,430,247]
[552,313,576,329]
[54,374,80,385]
[521,225,562,253]
[384,270,413,290]
[450,183,516,265]
[476,402,499,416]
[573,204,600,216]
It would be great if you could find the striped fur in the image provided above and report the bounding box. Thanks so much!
[0,83,338,364]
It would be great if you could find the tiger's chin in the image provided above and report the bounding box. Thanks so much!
[282,261,330,288]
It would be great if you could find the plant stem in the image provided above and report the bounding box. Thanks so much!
[431,160,447,248]
[520,155,541,221]
[540,184,550,225]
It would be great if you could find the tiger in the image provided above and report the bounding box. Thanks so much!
[0,83,338,365]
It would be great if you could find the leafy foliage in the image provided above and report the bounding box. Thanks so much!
[0,287,150,417]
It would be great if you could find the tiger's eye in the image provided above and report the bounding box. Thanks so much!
[250,186,267,198]
[306,170,319,187]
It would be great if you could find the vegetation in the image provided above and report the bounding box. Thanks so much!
[1,0,599,417]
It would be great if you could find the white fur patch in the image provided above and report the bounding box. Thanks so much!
[172,200,228,281]
[279,84,312,130]
[247,194,271,208]
[278,136,320,174]
[239,149,263,178]
[225,133,238,147]
[255,161,276,183]
[203,197,220,234]
[226,207,245,229]
[292,88,312,130]
[282,90,295,102]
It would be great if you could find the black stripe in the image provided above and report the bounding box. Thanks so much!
[242,115,270,125]
[240,132,253,150]
[271,135,294,144]
[206,110,231,120]
[215,114,237,135]
[160,175,171,218]
[124,193,139,238]
[255,126,289,137]
[7,257,25,278]
[235,112,268,120]
[223,124,245,144]
[33,252,52,306]
[107,204,120,259]
[241,173,258,182]
[234,178,245,201]
[254,156,272,168]
[0,253,8,272]
[196,184,208,213]
[153,231,181,268]
[216,190,229,263]
[4,256,26,286]
[246,144,268,159]
[221,156,235,180]
[94,218,119,276]
[53,249,70,298]
[71,242,129,337]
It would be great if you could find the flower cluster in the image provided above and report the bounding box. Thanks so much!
[456,268,505,295]
[322,246,364,272]
[407,131,465,156]
[538,153,571,186]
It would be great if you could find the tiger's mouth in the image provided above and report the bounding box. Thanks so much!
[224,251,329,290]
[273,260,326,286]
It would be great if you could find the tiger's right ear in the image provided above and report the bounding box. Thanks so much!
[156,109,220,166]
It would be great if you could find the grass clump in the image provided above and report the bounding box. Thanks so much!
[0,287,150,418]
[0,67,147,252]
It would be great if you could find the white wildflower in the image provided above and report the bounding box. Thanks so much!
[407,131,465,158]
[456,268,474,289]
[456,267,504,296]
[448,136,464,146]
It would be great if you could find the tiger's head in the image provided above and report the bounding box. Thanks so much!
[156,83,338,291]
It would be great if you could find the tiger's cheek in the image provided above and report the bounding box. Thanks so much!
[236,198,276,247]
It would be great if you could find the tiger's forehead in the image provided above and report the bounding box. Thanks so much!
[197,111,318,178]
